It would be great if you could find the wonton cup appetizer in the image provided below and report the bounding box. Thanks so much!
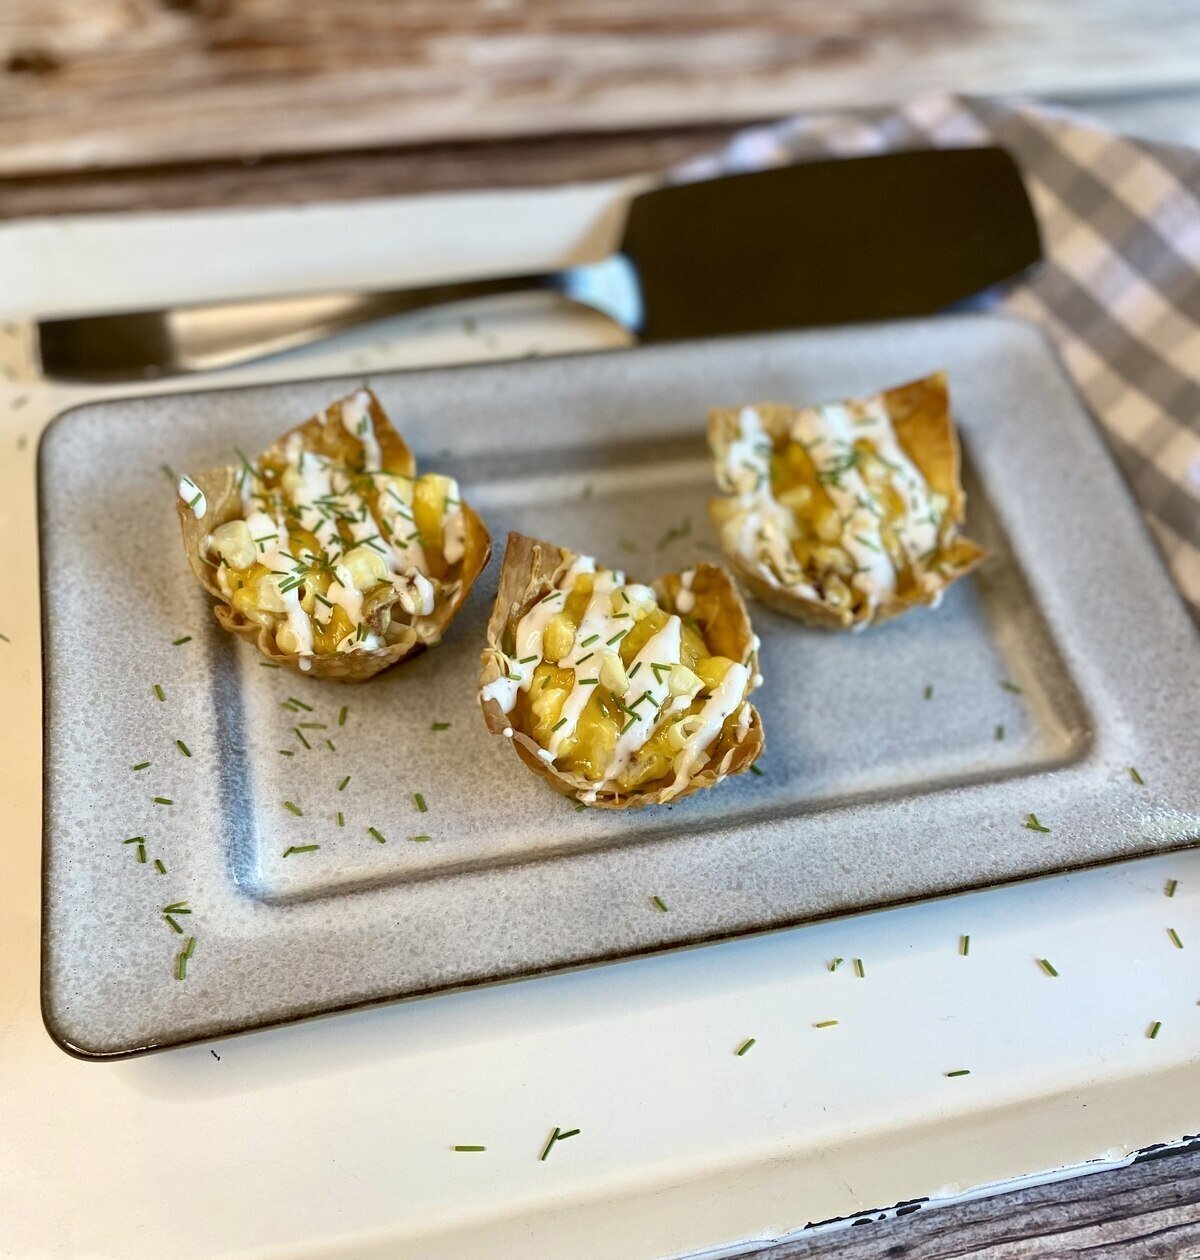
[176,388,490,681]
[708,372,985,630]
[479,533,764,809]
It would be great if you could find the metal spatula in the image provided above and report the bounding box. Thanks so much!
[35,147,1040,382]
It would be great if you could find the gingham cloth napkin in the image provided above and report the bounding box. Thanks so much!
[677,95,1200,625]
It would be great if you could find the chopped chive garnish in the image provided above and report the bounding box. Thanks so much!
[336,812,344,827]
[153,797,173,806]
[813,1020,839,1028]
[1023,813,1050,833]
[539,1127,580,1161]
[923,684,933,700]
[749,763,764,777]
[411,834,432,843]
[578,678,599,686]
[828,957,843,971]
[575,652,595,666]
[1129,766,1145,785]
[136,843,146,863]
[279,749,294,757]
[995,724,1005,741]
[326,739,335,751]
[580,635,600,648]
[152,684,165,701]
[175,951,189,981]
[283,800,303,816]
[519,655,538,664]
[176,740,191,757]
[164,914,183,934]
[505,672,520,681]
[131,761,150,772]
[945,1069,971,1077]
[260,662,281,669]
[1148,1021,1162,1039]
[368,827,387,844]
[735,1038,756,1056]
[313,592,334,609]
[294,727,311,749]
[552,718,567,732]
[853,958,865,978]
[163,902,190,914]
[628,662,642,679]
[288,697,313,712]
[338,706,349,726]
[431,722,451,731]
[414,793,427,813]
[154,859,166,874]
[1166,879,1178,897]
[1038,958,1059,977]
[574,802,587,812]
[338,775,351,791]
[651,895,668,912]
[172,636,192,646]
[960,934,970,956]
[297,722,327,729]
[1168,928,1183,949]
[1001,680,1022,694]
[283,844,319,856]
[605,629,628,645]
[122,836,145,844]
[453,1146,486,1152]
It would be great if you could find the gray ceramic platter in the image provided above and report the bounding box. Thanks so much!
[40,315,1200,1058]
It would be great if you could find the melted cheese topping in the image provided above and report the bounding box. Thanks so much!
[190,389,464,658]
[482,555,752,799]
[713,395,949,620]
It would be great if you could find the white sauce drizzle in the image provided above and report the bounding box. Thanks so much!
[178,476,206,520]
[666,662,751,797]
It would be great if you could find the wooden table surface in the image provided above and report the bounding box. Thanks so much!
[5,2,1200,1255]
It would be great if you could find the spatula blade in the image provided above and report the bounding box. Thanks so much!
[620,147,1041,342]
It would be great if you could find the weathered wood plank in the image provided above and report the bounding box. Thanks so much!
[753,1146,1200,1258]
[4,0,1200,176]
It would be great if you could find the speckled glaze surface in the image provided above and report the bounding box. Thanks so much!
[39,316,1200,1058]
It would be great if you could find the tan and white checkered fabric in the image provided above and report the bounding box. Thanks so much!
[678,96,1200,624]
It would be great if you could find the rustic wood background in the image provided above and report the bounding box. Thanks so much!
[5,1,1200,1254]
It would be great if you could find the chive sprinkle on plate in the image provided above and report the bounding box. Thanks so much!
[431,721,451,731]
[1148,1021,1162,1039]
[154,859,167,875]
[131,761,150,772]
[1038,958,1059,977]
[749,763,764,777]
[735,1038,756,1056]
[853,958,865,978]
[294,727,311,749]
[1129,766,1145,785]
[813,1020,839,1029]
[539,1126,581,1161]
[411,834,432,843]
[338,706,348,727]
[960,934,971,956]
[651,895,668,912]
[152,684,165,702]
[828,957,843,972]
[368,827,387,844]
[945,1069,971,1078]
[995,723,1005,741]
[453,1145,486,1153]
[283,800,303,816]
[414,792,428,813]
[172,635,192,646]
[1000,680,1022,694]
[153,797,173,806]
[1023,813,1051,833]
[1166,879,1178,897]
[923,684,933,700]
[176,739,191,757]
[1168,928,1183,949]
[283,844,319,856]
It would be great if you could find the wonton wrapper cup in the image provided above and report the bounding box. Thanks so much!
[177,389,491,682]
[479,531,764,809]
[708,372,986,630]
